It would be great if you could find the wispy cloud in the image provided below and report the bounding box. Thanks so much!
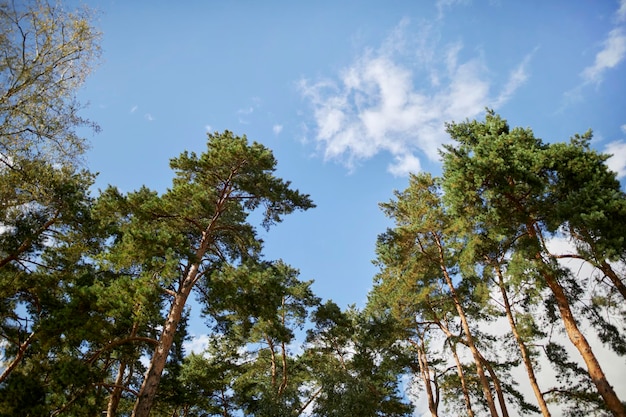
[237,107,254,125]
[129,105,155,121]
[494,49,536,107]
[581,28,626,84]
[605,139,626,179]
[435,0,469,20]
[238,97,262,124]
[183,334,210,355]
[617,0,626,22]
[562,3,626,109]
[299,20,532,176]
[273,124,283,135]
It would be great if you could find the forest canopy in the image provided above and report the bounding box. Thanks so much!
[0,1,625,417]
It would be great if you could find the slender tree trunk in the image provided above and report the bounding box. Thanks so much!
[474,348,509,417]
[493,261,552,417]
[279,339,288,396]
[0,331,35,383]
[107,322,140,417]
[107,359,128,417]
[131,177,235,417]
[598,260,626,301]
[266,335,277,389]
[433,235,500,417]
[278,298,289,396]
[540,264,625,417]
[409,334,439,417]
[131,264,199,417]
[527,222,626,417]
[448,339,475,417]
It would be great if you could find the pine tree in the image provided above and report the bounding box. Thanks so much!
[94,131,314,417]
[441,111,625,417]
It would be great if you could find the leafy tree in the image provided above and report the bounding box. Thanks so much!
[142,260,320,417]
[0,0,100,165]
[0,185,116,416]
[176,339,243,417]
[487,254,552,416]
[373,173,503,417]
[95,131,314,417]
[0,0,101,397]
[547,133,626,300]
[201,260,320,417]
[0,160,95,377]
[304,301,412,417]
[441,111,626,416]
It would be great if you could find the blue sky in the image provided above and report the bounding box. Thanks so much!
[76,0,626,339]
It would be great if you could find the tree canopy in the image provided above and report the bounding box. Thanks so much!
[0,1,624,415]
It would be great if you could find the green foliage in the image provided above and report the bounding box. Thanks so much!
[95,131,314,283]
[93,131,315,416]
[546,132,626,260]
[544,342,611,417]
[369,111,626,417]
[0,3,103,410]
[440,111,626,415]
[202,260,318,341]
[2,19,624,415]
[304,302,412,417]
[0,0,100,165]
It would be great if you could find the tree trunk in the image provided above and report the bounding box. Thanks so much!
[494,262,552,417]
[107,322,139,417]
[418,338,439,417]
[278,298,289,396]
[598,260,626,301]
[131,177,235,416]
[107,360,127,417]
[434,236,501,417]
[475,348,509,417]
[266,335,277,389]
[528,223,626,417]
[131,264,199,417]
[0,331,35,383]
[448,339,475,417]
[409,334,439,417]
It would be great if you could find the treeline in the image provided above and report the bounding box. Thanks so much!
[369,112,626,417]
[0,1,625,417]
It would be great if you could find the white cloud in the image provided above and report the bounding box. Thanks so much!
[130,105,138,113]
[604,140,626,179]
[183,334,211,355]
[617,0,626,22]
[563,3,626,107]
[144,113,154,121]
[581,28,626,84]
[205,124,213,132]
[238,106,254,116]
[494,49,535,107]
[435,0,469,20]
[238,98,262,124]
[299,21,531,176]
[621,124,626,134]
[388,154,421,177]
[272,124,283,135]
